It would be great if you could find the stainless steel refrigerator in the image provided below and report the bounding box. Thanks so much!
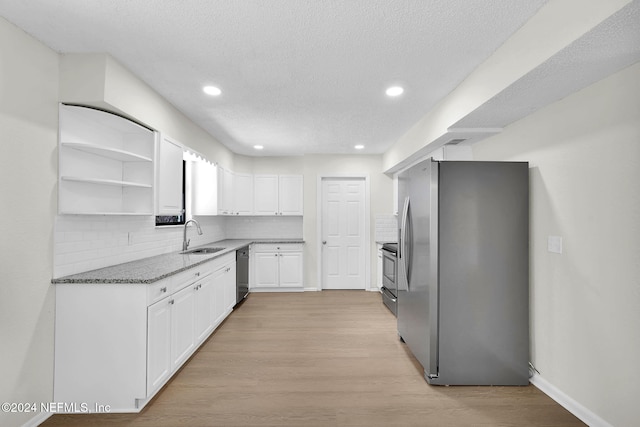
[397,159,529,385]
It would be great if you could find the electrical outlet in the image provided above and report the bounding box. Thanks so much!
[547,235,562,254]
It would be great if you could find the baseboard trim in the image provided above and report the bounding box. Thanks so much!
[530,373,612,427]
[21,411,51,427]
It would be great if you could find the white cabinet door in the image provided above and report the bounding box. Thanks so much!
[224,262,237,312]
[170,285,195,370]
[254,252,279,287]
[253,175,279,215]
[217,166,235,215]
[211,265,227,327]
[279,175,303,215]
[224,168,234,214]
[157,134,183,215]
[194,276,215,344]
[191,160,217,216]
[279,252,304,288]
[216,166,227,215]
[234,173,254,215]
[147,297,171,395]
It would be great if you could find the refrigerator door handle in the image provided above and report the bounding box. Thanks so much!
[400,196,411,288]
[405,199,413,286]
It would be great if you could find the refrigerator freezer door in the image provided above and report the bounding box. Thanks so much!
[432,161,529,385]
[397,159,439,379]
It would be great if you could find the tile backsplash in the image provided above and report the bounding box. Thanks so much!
[53,215,303,278]
[225,216,303,239]
[375,214,398,243]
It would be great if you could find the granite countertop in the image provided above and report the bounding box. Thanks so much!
[52,238,304,285]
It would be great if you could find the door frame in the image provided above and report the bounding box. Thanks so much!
[316,175,371,291]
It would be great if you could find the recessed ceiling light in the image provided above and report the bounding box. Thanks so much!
[203,86,221,96]
[354,144,365,150]
[254,145,264,150]
[385,86,404,97]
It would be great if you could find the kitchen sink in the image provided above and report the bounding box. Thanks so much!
[181,247,225,255]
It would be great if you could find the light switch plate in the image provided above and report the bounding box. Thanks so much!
[548,236,562,254]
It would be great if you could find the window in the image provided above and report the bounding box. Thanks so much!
[155,160,186,226]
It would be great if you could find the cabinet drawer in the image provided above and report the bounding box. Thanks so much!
[206,252,235,272]
[253,243,302,253]
[172,264,212,292]
[147,278,172,305]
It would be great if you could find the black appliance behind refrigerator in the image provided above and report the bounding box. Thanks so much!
[236,246,249,305]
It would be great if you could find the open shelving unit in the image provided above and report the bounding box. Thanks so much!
[58,104,156,215]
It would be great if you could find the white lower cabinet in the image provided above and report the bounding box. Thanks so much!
[211,260,236,328]
[194,274,215,343]
[54,252,236,413]
[147,297,172,394]
[170,284,197,370]
[251,243,303,290]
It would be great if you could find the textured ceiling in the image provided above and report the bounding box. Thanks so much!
[0,0,550,156]
[453,1,640,129]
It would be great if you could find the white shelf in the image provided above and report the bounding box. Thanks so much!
[61,176,152,188]
[58,104,156,215]
[59,211,154,216]
[61,142,152,162]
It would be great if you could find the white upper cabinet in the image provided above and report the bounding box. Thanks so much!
[190,160,218,216]
[156,134,184,216]
[233,172,254,215]
[216,166,235,215]
[58,104,155,215]
[253,175,279,215]
[189,161,254,216]
[279,175,303,216]
[254,174,303,216]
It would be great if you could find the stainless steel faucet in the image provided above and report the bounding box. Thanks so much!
[182,219,203,251]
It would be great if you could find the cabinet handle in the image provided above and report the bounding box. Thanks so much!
[160,287,167,293]
[169,299,174,305]
[195,272,200,277]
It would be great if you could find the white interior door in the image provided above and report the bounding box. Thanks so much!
[321,178,366,289]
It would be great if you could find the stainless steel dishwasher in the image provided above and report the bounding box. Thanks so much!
[236,246,249,305]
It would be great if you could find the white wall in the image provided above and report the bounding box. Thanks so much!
[302,155,392,290]
[238,154,393,289]
[59,53,235,169]
[473,62,640,427]
[0,17,58,427]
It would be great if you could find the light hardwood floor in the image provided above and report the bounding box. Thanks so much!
[43,291,585,426]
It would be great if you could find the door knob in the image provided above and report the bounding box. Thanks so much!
[322,241,327,245]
